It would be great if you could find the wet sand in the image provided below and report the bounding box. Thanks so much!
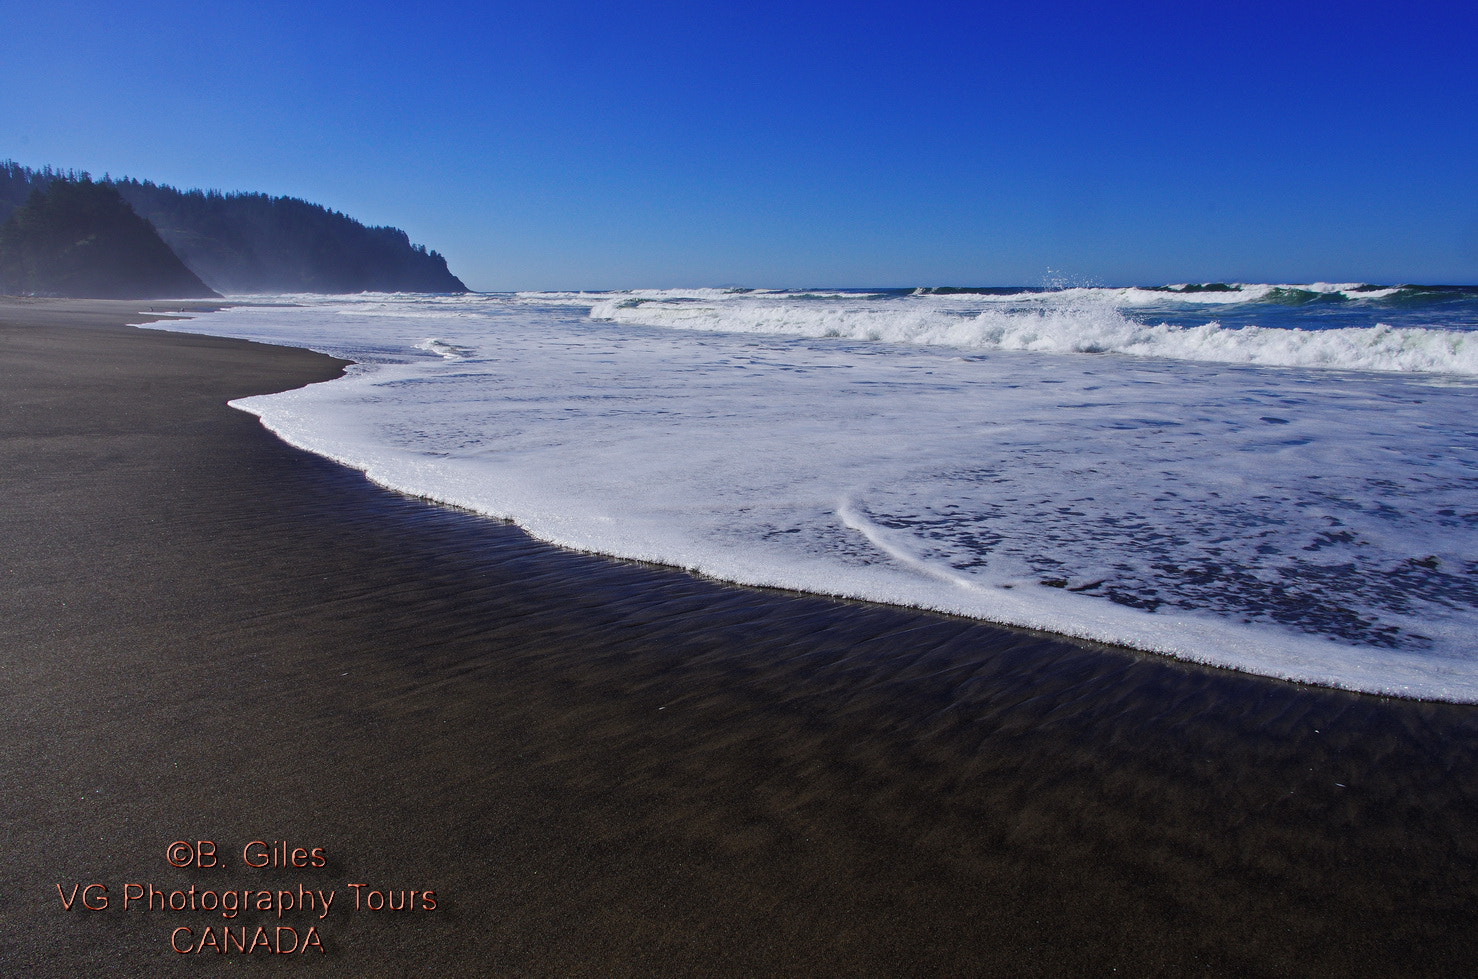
[2,298,1476,976]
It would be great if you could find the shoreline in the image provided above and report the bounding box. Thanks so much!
[3,298,1477,975]
[193,297,1466,706]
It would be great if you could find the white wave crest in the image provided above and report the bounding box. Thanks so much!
[415,338,474,360]
[589,295,1478,375]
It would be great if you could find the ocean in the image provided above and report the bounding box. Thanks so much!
[146,283,1478,701]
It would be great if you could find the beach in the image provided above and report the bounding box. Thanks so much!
[3,299,1477,976]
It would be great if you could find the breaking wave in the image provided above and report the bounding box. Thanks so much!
[585,285,1478,375]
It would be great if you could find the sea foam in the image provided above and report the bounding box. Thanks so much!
[143,288,1478,701]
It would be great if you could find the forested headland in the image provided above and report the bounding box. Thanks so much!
[0,174,218,299]
[0,162,468,297]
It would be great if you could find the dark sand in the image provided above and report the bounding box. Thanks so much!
[2,298,1476,977]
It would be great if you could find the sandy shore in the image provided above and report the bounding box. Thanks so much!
[2,298,1476,976]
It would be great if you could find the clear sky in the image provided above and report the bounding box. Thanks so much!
[3,0,1475,291]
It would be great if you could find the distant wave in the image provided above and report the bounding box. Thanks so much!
[910,283,1476,306]
[536,282,1474,308]
[515,287,891,306]
[586,290,1478,376]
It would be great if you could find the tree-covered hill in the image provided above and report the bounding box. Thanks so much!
[0,161,468,295]
[0,177,219,299]
[0,161,45,215]
[112,179,468,294]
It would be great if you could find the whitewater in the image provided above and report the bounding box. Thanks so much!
[146,284,1478,701]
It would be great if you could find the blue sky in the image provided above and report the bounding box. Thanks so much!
[3,0,1475,290]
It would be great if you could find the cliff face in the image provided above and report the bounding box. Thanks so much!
[0,179,220,299]
[0,162,470,296]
